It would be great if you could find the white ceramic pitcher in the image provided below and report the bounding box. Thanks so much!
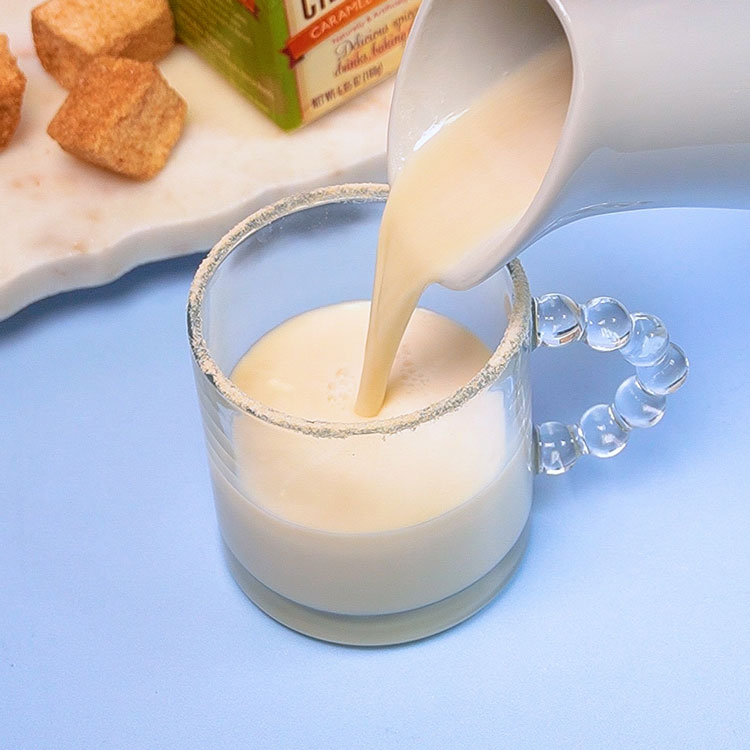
[390,0,750,288]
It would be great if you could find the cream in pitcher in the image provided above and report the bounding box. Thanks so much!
[356,41,571,415]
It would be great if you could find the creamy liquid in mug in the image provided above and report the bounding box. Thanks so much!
[220,42,571,615]
[225,303,528,614]
[231,302,505,533]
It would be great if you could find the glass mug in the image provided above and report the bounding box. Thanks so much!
[187,184,687,646]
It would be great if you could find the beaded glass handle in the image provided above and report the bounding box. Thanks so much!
[533,295,689,475]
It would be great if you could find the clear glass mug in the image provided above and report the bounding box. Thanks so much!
[187,184,688,646]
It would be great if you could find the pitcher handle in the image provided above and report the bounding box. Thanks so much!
[532,295,689,475]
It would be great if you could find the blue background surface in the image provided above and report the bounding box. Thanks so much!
[1,205,748,748]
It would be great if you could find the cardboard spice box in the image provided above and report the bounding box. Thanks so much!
[169,0,421,130]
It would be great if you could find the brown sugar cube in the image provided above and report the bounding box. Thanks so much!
[32,0,175,89]
[47,56,186,180]
[0,34,26,149]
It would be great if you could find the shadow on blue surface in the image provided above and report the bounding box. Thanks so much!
[0,252,206,341]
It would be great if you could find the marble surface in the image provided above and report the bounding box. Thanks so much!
[0,1,390,320]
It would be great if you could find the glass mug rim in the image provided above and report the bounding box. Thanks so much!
[187,183,532,438]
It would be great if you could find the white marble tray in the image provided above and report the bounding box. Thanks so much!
[0,2,390,320]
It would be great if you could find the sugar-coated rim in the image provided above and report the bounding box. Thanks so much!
[187,183,531,438]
